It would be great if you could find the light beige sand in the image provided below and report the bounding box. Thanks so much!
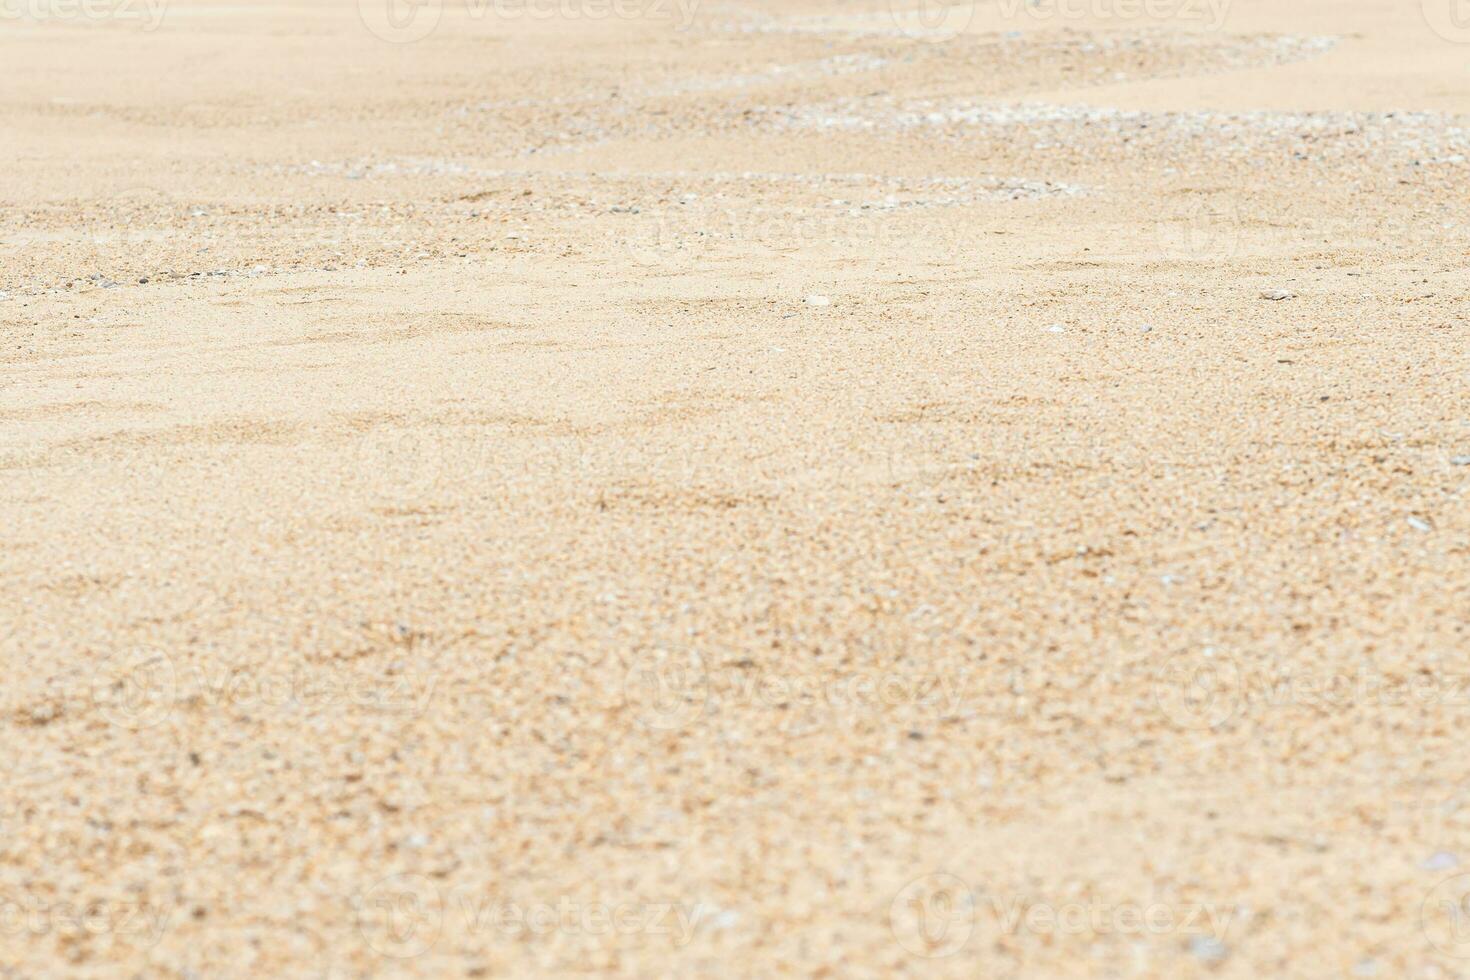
[3,0,1470,975]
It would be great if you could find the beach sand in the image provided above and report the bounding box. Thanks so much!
[2,0,1470,974]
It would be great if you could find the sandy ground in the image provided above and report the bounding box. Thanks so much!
[2,0,1470,975]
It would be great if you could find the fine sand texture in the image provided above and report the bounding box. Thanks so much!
[3,0,1470,975]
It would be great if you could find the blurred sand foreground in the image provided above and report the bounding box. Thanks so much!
[3,0,1470,975]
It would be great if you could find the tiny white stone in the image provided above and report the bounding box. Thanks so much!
[1424,851,1459,870]
[1140,324,1153,333]
[805,294,830,306]
[1451,456,1470,466]
[1260,288,1295,301]
[1046,323,1066,333]
[710,909,740,929]
[1189,936,1227,963]
[1408,516,1434,532]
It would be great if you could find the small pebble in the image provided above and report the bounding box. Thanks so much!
[708,908,740,930]
[1408,517,1434,533]
[1046,323,1066,333]
[1423,850,1459,871]
[805,294,830,307]
[1189,936,1228,963]
[1451,456,1470,466]
[1140,324,1153,333]
[1260,288,1295,301]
